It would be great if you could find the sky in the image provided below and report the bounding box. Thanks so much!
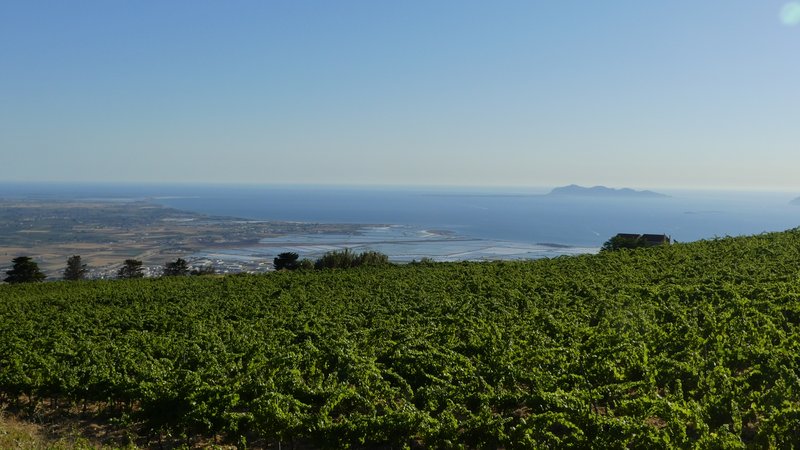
[1,1,799,190]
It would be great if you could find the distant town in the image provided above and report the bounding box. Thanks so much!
[79,256,274,280]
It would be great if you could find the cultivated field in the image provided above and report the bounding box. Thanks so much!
[2,230,800,448]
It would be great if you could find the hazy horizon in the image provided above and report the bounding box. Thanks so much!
[2,2,799,190]
[3,180,800,198]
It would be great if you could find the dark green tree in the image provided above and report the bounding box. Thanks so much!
[356,250,390,267]
[117,259,144,279]
[298,258,315,271]
[63,255,88,281]
[4,256,46,283]
[314,249,358,269]
[313,249,390,269]
[163,258,189,276]
[601,235,648,252]
[273,252,300,271]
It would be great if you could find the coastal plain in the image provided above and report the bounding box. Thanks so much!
[0,200,365,278]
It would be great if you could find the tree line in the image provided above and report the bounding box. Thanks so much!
[1,255,215,283]
[4,230,670,284]
[3,249,396,283]
[5,231,672,284]
[273,249,390,271]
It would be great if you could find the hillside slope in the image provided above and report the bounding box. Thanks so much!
[2,229,800,448]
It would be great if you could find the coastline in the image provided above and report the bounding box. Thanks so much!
[0,199,373,278]
[7,183,800,278]
[0,198,591,279]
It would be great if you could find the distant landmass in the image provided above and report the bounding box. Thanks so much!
[790,197,800,206]
[547,184,668,198]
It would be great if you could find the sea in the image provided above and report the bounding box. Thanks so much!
[3,183,800,263]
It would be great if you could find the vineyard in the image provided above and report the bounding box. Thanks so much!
[3,230,800,448]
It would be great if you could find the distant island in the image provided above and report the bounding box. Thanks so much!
[791,197,800,206]
[547,184,668,198]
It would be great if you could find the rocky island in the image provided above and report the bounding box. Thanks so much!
[547,184,668,198]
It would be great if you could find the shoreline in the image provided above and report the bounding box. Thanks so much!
[0,198,590,279]
[0,199,375,278]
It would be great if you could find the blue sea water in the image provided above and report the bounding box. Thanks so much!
[3,183,800,262]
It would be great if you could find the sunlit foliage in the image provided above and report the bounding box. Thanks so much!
[3,229,800,447]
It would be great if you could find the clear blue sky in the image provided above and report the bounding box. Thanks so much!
[1,1,798,189]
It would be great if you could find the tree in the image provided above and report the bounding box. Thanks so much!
[313,249,390,270]
[118,259,144,279]
[63,255,88,281]
[314,249,358,270]
[163,258,189,276]
[356,250,390,267]
[4,256,46,283]
[601,235,647,252]
[273,252,300,271]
